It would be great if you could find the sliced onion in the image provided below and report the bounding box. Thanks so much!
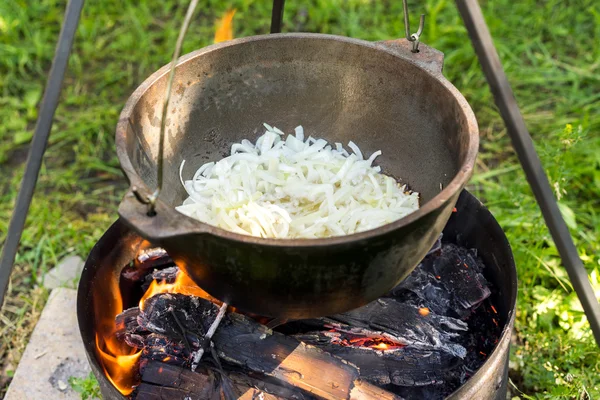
[176,123,419,239]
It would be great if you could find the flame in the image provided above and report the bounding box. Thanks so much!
[95,252,239,395]
[95,335,141,395]
[93,261,142,395]
[214,9,236,43]
[139,268,220,309]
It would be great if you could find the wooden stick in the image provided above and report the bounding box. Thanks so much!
[191,301,228,371]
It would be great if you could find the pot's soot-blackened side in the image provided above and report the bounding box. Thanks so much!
[78,191,517,400]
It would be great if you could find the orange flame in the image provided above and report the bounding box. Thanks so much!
[139,269,220,309]
[95,334,141,395]
[214,9,236,43]
[93,260,141,395]
[96,251,241,395]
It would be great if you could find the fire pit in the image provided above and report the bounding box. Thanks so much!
[77,190,516,399]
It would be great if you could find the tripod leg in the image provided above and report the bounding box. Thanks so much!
[455,0,600,346]
[0,0,85,306]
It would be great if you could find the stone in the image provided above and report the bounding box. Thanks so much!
[42,255,84,289]
[5,288,91,400]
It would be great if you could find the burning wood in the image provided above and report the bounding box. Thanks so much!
[321,300,469,357]
[106,241,500,399]
[116,293,397,399]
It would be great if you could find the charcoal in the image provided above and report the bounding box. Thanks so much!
[139,293,219,341]
[139,333,191,370]
[141,266,179,291]
[429,244,490,311]
[120,264,148,283]
[116,294,221,371]
[137,247,168,263]
[115,307,141,334]
[121,248,174,283]
[391,243,491,318]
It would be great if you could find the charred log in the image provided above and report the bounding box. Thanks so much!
[213,312,362,399]
[136,361,217,399]
[119,295,398,400]
[282,301,467,359]
[136,361,312,400]
[121,248,173,283]
[295,331,458,387]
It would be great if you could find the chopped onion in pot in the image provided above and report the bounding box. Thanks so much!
[177,123,419,239]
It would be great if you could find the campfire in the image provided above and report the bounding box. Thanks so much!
[91,234,502,399]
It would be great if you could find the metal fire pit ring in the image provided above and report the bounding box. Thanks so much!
[78,190,517,399]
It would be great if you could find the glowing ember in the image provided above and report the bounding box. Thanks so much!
[329,333,405,351]
[419,307,430,316]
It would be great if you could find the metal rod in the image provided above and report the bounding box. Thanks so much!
[455,0,600,346]
[270,0,285,33]
[0,0,85,306]
[401,0,425,52]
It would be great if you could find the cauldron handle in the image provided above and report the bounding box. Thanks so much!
[376,39,445,74]
[118,189,204,241]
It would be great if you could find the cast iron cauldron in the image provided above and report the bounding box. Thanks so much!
[116,34,479,318]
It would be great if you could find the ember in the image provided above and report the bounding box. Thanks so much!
[327,332,406,351]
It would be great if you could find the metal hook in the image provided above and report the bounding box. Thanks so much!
[402,0,425,53]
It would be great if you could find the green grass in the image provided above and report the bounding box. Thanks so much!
[69,372,101,400]
[1,0,599,398]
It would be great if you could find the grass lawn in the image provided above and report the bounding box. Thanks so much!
[1,0,599,398]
